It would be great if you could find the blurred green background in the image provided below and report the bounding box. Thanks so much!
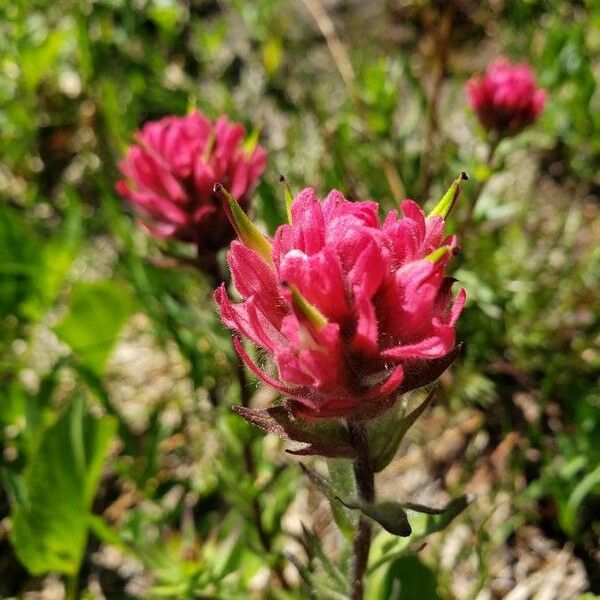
[1,0,599,598]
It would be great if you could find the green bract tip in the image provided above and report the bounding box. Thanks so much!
[286,283,328,331]
[429,172,469,220]
[425,245,451,263]
[214,183,272,262]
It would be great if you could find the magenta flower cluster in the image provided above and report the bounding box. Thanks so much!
[466,58,546,136]
[215,189,465,420]
[116,111,266,250]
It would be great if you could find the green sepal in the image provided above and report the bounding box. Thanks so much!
[368,388,437,473]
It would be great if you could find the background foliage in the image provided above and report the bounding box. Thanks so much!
[0,0,599,598]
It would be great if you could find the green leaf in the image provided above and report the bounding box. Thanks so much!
[300,523,347,591]
[54,280,134,376]
[21,29,67,91]
[9,397,117,575]
[349,501,412,537]
[21,240,77,321]
[0,204,40,321]
[368,555,441,600]
[405,495,474,539]
[367,495,474,575]
[327,459,357,540]
[561,463,600,534]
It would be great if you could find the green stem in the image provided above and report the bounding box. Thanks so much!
[348,421,374,600]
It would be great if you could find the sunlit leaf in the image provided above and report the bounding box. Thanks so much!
[9,398,116,575]
[54,280,134,376]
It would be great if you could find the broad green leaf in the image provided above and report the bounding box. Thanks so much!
[20,29,67,91]
[21,240,77,321]
[9,397,116,575]
[54,280,134,376]
[368,555,441,600]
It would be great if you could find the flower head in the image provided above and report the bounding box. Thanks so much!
[216,186,466,421]
[116,111,266,250]
[466,58,546,137]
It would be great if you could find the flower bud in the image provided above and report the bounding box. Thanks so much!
[116,111,266,251]
[466,58,546,137]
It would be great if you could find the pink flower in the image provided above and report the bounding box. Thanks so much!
[215,186,466,420]
[116,111,266,250]
[466,58,546,137]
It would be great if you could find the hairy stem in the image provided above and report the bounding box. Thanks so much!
[348,421,374,600]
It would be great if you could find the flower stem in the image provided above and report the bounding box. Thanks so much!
[348,421,374,600]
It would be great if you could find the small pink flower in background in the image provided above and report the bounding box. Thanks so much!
[466,58,546,137]
[215,187,465,421]
[116,111,266,251]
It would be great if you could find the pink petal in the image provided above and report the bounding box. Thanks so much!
[382,327,455,359]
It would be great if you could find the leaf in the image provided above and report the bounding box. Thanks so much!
[327,459,357,540]
[300,523,347,590]
[561,464,600,534]
[300,465,409,536]
[0,204,40,321]
[21,29,67,91]
[367,495,475,575]
[9,397,117,575]
[54,280,134,376]
[368,555,441,600]
[405,495,474,540]
[21,240,77,321]
[337,499,412,538]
